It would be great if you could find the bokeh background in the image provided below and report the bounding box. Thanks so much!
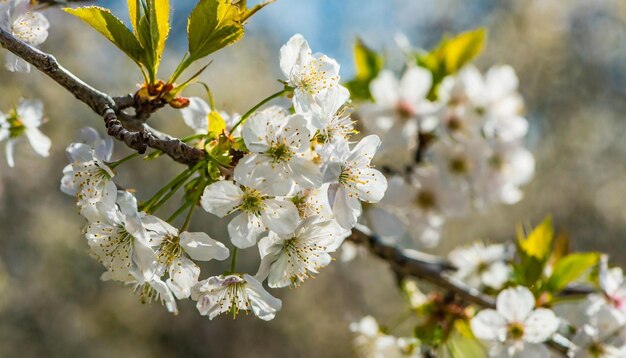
[1,0,626,356]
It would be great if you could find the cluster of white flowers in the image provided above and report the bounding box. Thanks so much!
[58,34,387,321]
[471,286,561,357]
[360,65,534,248]
[0,99,50,167]
[350,316,420,358]
[0,0,50,72]
[569,259,626,357]
[448,242,512,291]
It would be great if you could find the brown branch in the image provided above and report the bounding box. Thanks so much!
[0,27,205,166]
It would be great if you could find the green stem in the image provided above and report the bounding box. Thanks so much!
[167,201,193,223]
[230,247,238,273]
[109,152,140,169]
[149,176,194,214]
[231,88,289,132]
[141,167,194,212]
[180,176,206,232]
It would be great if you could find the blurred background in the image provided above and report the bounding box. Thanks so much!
[1,0,626,356]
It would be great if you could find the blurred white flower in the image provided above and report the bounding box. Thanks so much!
[256,216,349,288]
[448,242,511,290]
[350,316,420,358]
[280,34,340,112]
[471,286,560,357]
[570,307,626,358]
[200,180,300,249]
[191,273,282,321]
[0,99,51,166]
[360,67,436,170]
[0,0,49,72]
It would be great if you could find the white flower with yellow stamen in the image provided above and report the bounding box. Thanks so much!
[235,106,322,196]
[325,135,387,229]
[85,191,157,283]
[0,99,51,167]
[0,0,49,72]
[471,286,560,357]
[256,216,349,288]
[60,128,116,221]
[200,180,300,249]
[280,34,340,112]
[142,214,230,299]
[191,273,282,321]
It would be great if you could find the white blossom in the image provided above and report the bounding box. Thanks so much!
[359,67,436,169]
[142,214,230,299]
[191,273,282,321]
[256,216,349,288]
[130,273,178,315]
[471,286,560,357]
[60,129,116,221]
[350,316,420,358]
[280,34,340,112]
[0,99,51,167]
[325,135,387,229]
[235,106,322,196]
[85,191,157,283]
[448,242,511,290]
[0,0,49,72]
[200,180,300,249]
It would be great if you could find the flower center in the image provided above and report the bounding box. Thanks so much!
[6,112,25,138]
[268,142,292,163]
[507,322,525,340]
[416,190,436,210]
[446,115,463,132]
[588,342,606,356]
[298,57,337,95]
[489,154,504,171]
[448,156,469,175]
[240,188,264,214]
[158,235,183,266]
[396,101,415,120]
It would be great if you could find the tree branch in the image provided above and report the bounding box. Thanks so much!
[0,27,205,166]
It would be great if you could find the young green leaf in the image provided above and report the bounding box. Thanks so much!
[518,216,554,262]
[441,28,486,74]
[208,111,227,137]
[417,27,487,100]
[187,0,244,62]
[546,253,600,293]
[127,0,141,35]
[64,7,145,65]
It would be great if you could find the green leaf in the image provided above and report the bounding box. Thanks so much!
[518,216,554,262]
[444,321,486,358]
[127,0,141,35]
[417,27,487,100]
[64,7,145,65]
[345,38,383,101]
[441,28,486,74]
[187,0,244,62]
[154,0,170,66]
[208,111,226,137]
[546,253,600,293]
[134,0,170,80]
